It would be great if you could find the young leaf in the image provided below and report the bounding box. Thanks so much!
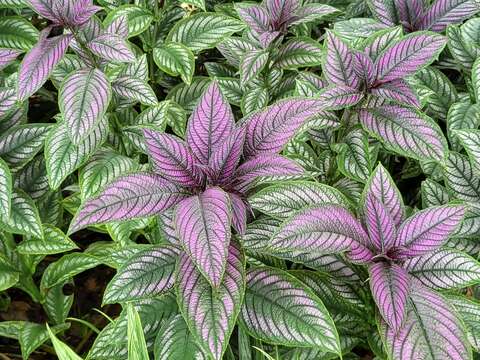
[153,42,195,85]
[46,324,83,360]
[127,304,149,360]
[323,30,359,88]
[59,68,111,145]
[364,193,397,251]
[240,266,341,354]
[176,242,245,360]
[174,187,231,288]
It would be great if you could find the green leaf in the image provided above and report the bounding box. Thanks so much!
[0,0,29,9]
[47,323,83,360]
[337,127,374,183]
[447,101,480,152]
[44,282,74,325]
[112,76,158,106]
[166,77,211,112]
[444,151,480,203]
[103,245,179,304]
[153,42,195,85]
[0,16,38,50]
[154,314,206,360]
[127,304,149,360]
[40,253,101,291]
[472,57,480,103]
[17,225,78,255]
[0,158,12,219]
[273,38,323,69]
[240,267,341,354]
[447,24,479,70]
[182,0,205,10]
[167,13,245,53]
[445,294,480,352]
[241,86,269,115]
[19,323,69,360]
[0,189,43,238]
[421,179,449,207]
[0,253,19,291]
[45,118,108,190]
[240,49,269,86]
[454,129,480,174]
[249,181,351,220]
[103,5,154,37]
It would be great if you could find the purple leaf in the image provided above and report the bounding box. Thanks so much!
[209,127,245,185]
[364,193,397,252]
[359,104,447,161]
[371,79,420,107]
[382,280,470,359]
[369,262,409,332]
[243,98,324,157]
[259,31,282,48]
[17,28,73,101]
[69,173,190,233]
[59,68,111,145]
[419,0,479,32]
[364,27,403,62]
[233,154,303,193]
[323,31,360,88]
[317,86,363,110]
[186,81,235,166]
[176,242,244,360]
[87,34,135,63]
[27,0,57,22]
[143,130,203,187]
[396,205,465,258]
[229,193,248,235]
[236,5,270,34]
[396,0,424,29]
[353,51,375,87]
[265,0,300,28]
[174,187,231,288]
[365,164,405,227]
[367,0,398,26]
[105,15,129,38]
[71,0,101,27]
[269,204,374,261]
[375,33,447,83]
[0,48,22,70]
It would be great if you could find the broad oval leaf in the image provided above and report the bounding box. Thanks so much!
[103,5,154,37]
[60,68,111,145]
[153,42,195,85]
[176,242,245,360]
[112,76,158,106]
[240,266,341,354]
[273,37,323,69]
[87,34,135,63]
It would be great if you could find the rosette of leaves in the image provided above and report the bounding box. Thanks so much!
[68,81,327,359]
[320,29,450,162]
[269,163,480,359]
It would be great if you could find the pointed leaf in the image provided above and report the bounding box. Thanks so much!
[174,187,231,287]
[235,5,269,34]
[454,129,480,173]
[444,151,480,203]
[323,30,359,88]
[186,81,234,166]
[419,0,479,32]
[88,34,135,62]
[240,266,340,354]
[176,242,245,360]
[371,79,420,107]
[47,324,83,360]
[397,205,465,258]
[153,42,195,85]
[240,49,269,85]
[445,295,480,352]
[17,28,72,100]
[318,85,363,110]
[273,38,323,69]
[403,248,480,290]
[112,76,157,106]
[0,189,43,238]
[17,224,78,255]
[375,32,447,83]
[70,173,190,233]
[0,158,12,219]
[337,127,374,183]
[364,193,397,252]
[367,0,398,26]
[60,68,111,145]
[127,304,149,360]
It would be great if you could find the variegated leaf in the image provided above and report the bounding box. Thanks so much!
[445,294,480,352]
[337,127,374,183]
[153,42,195,85]
[87,34,135,63]
[176,242,244,360]
[454,129,480,173]
[419,0,479,32]
[112,76,158,106]
[317,86,363,110]
[174,187,231,288]
[323,30,359,88]
[0,158,12,219]
[240,267,341,354]
[240,49,269,85]
[444,151,480,203]
[273,38,323,69]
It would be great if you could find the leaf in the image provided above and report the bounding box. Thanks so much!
[0,255,19,291]
[69,173,190,233]
[249,181,350,220]
[323,30,359,88]
[174,187,231,287]
[0,158,12,219]
[0,48,22,70]
[369,262,409,332]
[290,4,339,25]
[0,189,43,239]
[46,324,83,360]
[445,294,480,352]
[0,123,52,169]
[447,101,480,152]
[16,225,78,255]
[358,104,447,162]
[153,42,195,85]
[154,314,206,360]
[79,149,137,200]
[318,86,363,110]
[127,304,149,360]
[419,0,479,32]
[103,5,154,37]
[240,49,269,85]
[337,127,374,183]
[454,129,480,173]
[103,245,180,304]
[0,16,38,50]
[421,179,450,207]
[381,281,471,360]
[209,127,245,185]
[186,81,234,165]
[371,79,420,107]
[17,28,72,101]
[112,76,157,106]
[375,32,447,83]
[60,68,111,145]
[167,13,245,53]
[45,118,107,190]
[444,151,480,203]
[269,204,372,262]
[143,130,203,187]
[88,34,135,63]
[403,248,480,290]
[364,193,397,251]
[240,266,340,354]
[397,205,465,258]
[176,242,245,360]
[273,38,323,69]
[447,24,479,69]
[243,98,324,157]
[0,88,17,118]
